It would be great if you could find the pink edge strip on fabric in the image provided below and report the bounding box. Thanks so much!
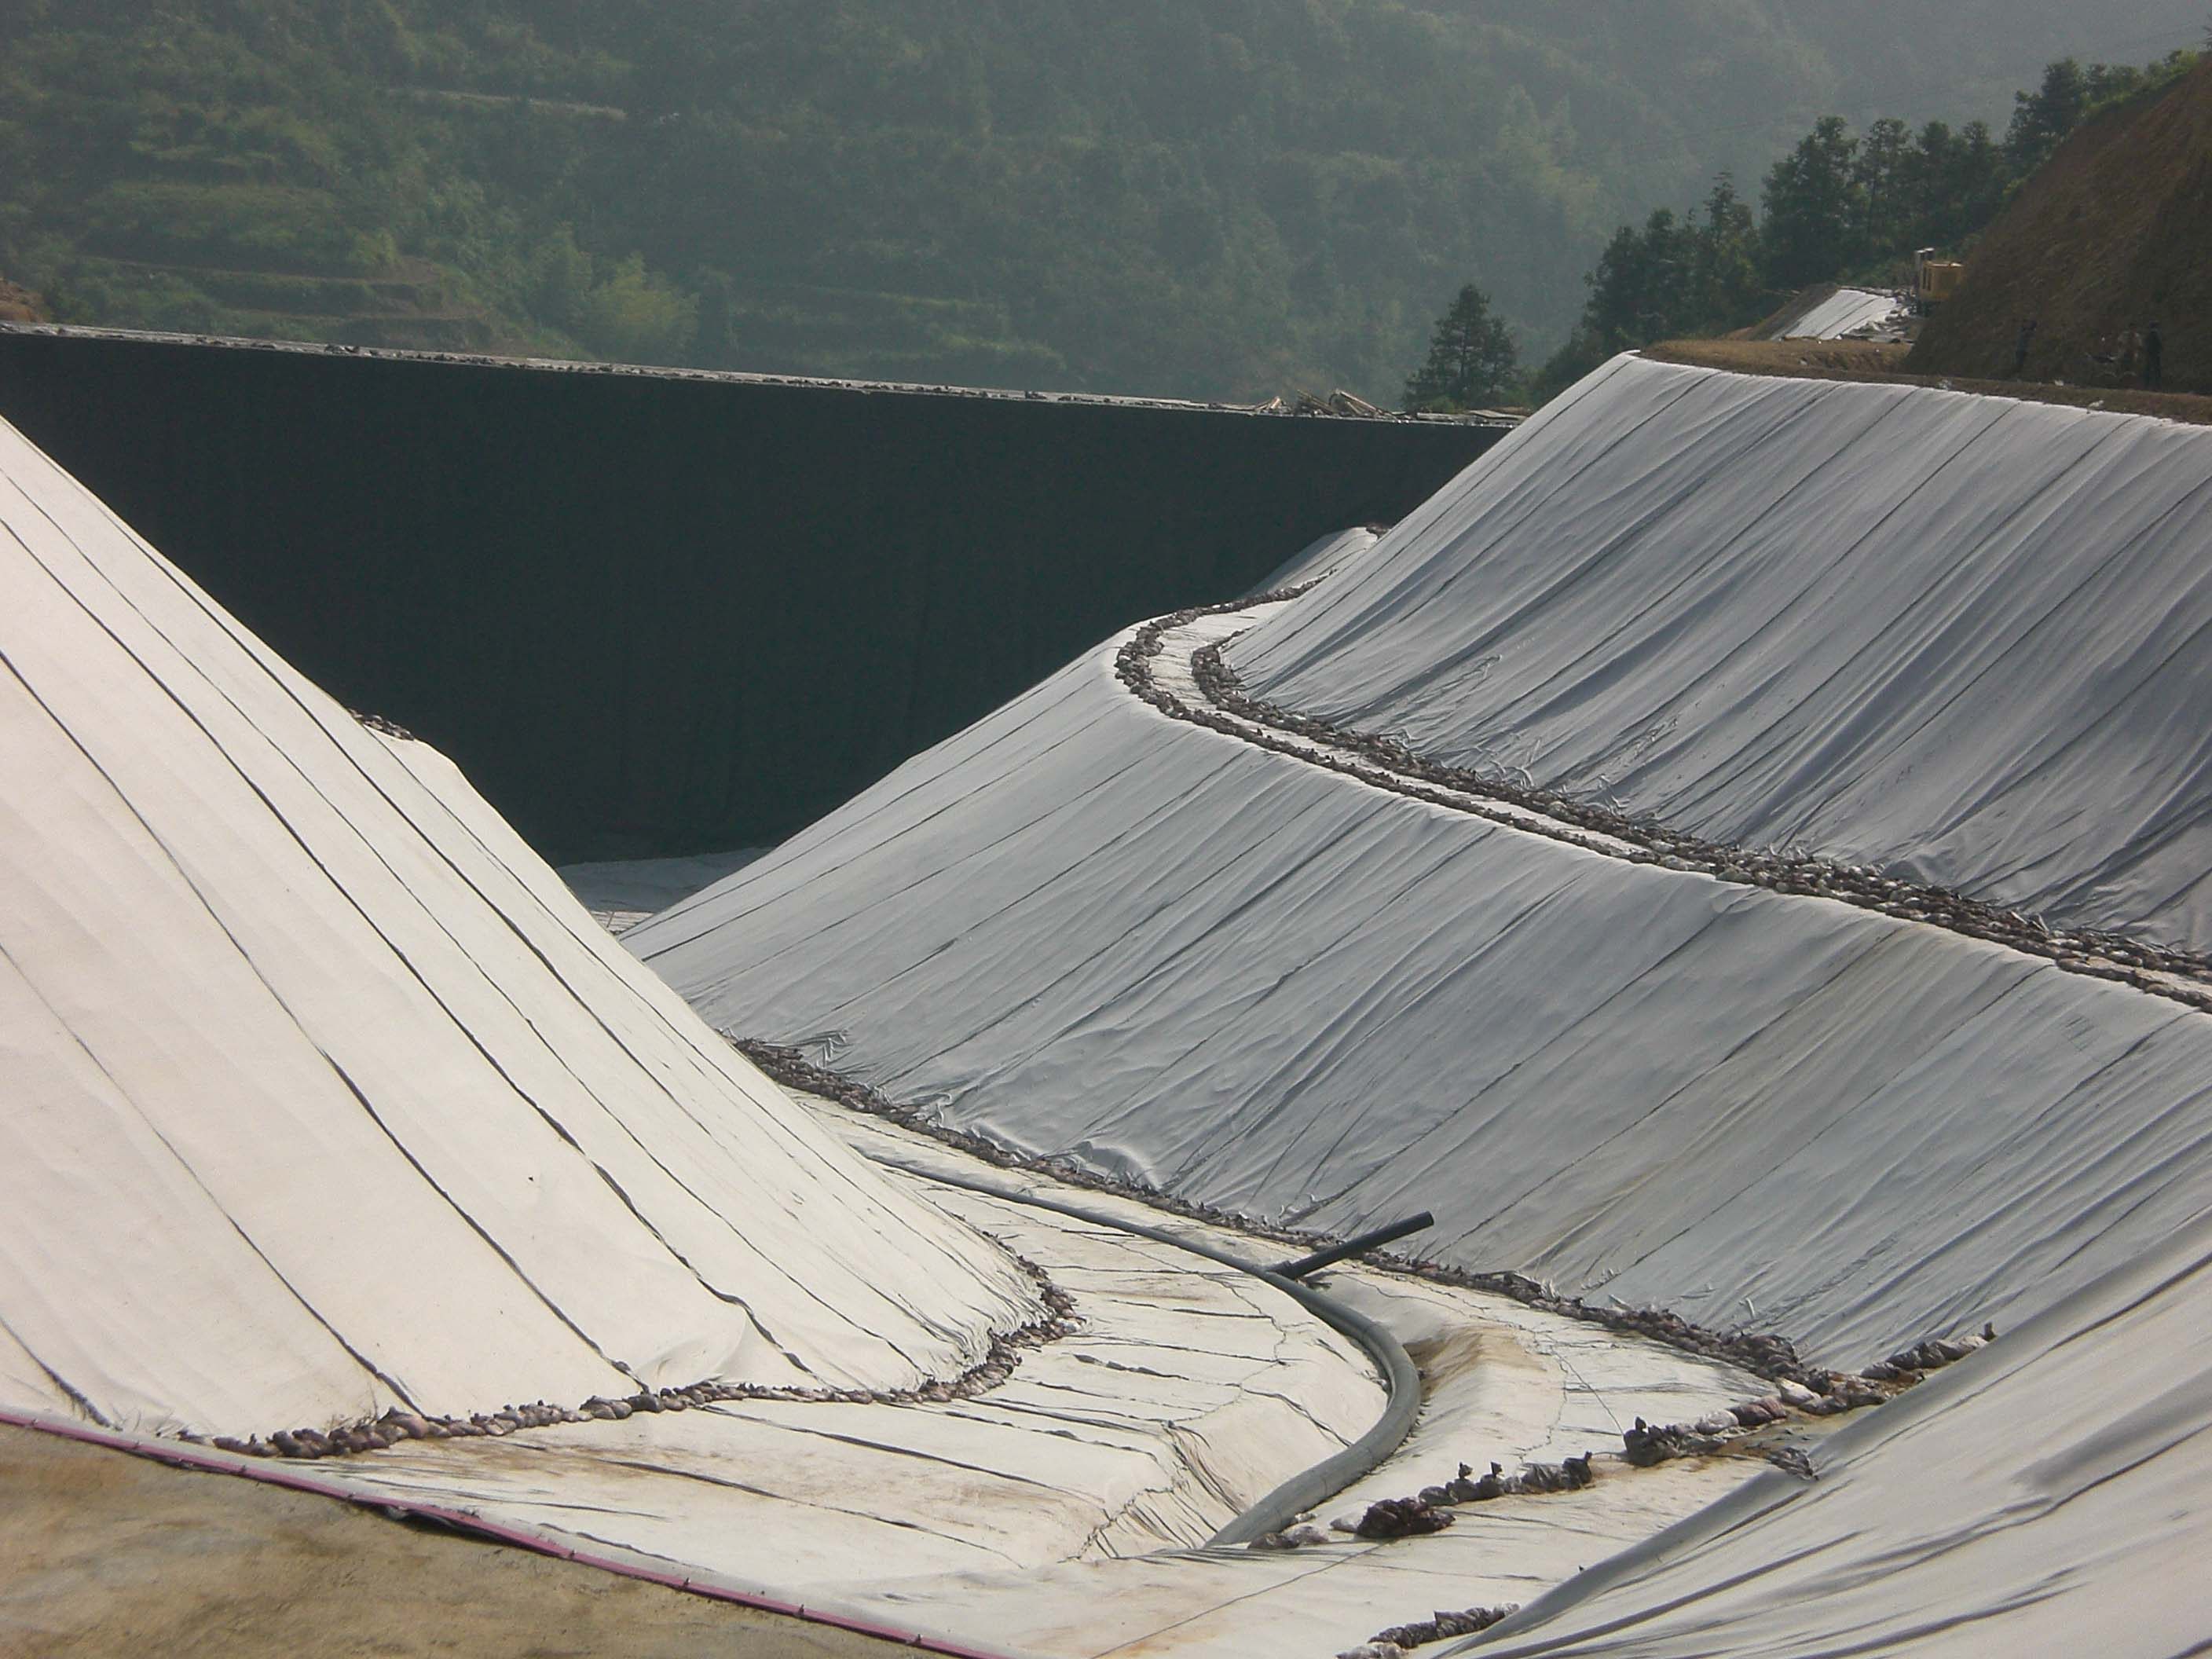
[0,1407,1030,1659]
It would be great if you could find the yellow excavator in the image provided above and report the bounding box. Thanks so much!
[1914,248,1967,313]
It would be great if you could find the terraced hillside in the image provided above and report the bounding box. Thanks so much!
[7,2,2204,397]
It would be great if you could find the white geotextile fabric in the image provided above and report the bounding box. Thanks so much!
[1246,526,1382,595]
[0,416,1040,1440]
[1766,286,1902,339]
[1450,1209,2212,1657]
[1229,355,2212,950]
[628,364,2212,1647]
[632,624,2212,1372]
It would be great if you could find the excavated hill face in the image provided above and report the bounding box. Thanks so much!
[0,280,46,324]
[1909,57,2212,391]
[0,415,1042,1442]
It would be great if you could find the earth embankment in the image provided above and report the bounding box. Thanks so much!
[1908,57,2212,392]
[630,353,2212,1645]
[0,409,1045,1445]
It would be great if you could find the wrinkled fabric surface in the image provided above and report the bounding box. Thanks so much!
[633,611,2212,1373]
[1766,286,1903,339]
[1230,356,2212,950]
[0,415,1040,1441]
[631,363,2212,1649]
[1448,1208,2212,1657]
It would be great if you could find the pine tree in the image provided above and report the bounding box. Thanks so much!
[1760,115,1864,288]
[1403,284,1520,410]
[1853,116,1911,253]
[2004,59,2089,174]
[1686,174,1762,326]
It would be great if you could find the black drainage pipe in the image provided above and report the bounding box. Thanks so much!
[1276,1213,1435,1280]
[866,1158,1423,1548]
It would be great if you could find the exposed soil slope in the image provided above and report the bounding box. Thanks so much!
[1648,338,2212,423]
[0,279,46,323]
[1909,57,2212,390]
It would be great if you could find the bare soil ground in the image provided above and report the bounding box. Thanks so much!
[0,280,48,324]
[1646,337,2212,427]
[0,1425,896,1659]
[1908,57,2212,393]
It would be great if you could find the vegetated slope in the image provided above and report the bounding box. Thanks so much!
[0,414,1039,1441]
[1910,57,2212,390]
[629,366,2212,1379]
[1,1,2199,399]
[1229,354,2212,952]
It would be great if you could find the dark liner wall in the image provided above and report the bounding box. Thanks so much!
[0,328,1500,861]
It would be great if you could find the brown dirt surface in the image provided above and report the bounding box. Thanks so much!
[0,1424,900,1659]
[1908,57,2212,392]
[0,280,49,324]
[1646,337,2212,426]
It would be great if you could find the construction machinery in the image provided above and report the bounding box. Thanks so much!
[1914,247,1967,312]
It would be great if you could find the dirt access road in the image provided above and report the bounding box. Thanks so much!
[0,1424,898,1659]
[1648,337,2212,426]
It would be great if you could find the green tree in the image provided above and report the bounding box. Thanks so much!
[1852,115,1910,255]
[1760,115,1862,287]
[1903,118,2002,249]
[1403,282,1519,409]
[572,251,698,363]
[1684,174,1762,325]
[2004,58,2088,174]
[1582,212,1686,350]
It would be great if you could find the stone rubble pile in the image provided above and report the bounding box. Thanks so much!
[1115,590,2212,1016]
[1258,1333,1996,1559]
[203,1265,1081,1462]
[735,1044,1827,1390]
[1343,1604,1519,1657]
[1348,1495,1458,1539]
[1617,1334,1990,1473]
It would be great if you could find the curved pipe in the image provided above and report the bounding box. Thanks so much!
[869,1159,1423,1546]
[2,1159,1421,1647]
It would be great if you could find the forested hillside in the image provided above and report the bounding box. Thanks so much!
[1,0,2201,400]
[1529,46,2203,397]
